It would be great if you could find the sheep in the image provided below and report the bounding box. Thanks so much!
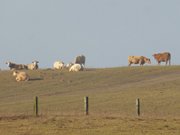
[53,61,65,70]
[69,64,83,72]
[6,61,28,70]
[13,71,30,82]
[27,61,39,70]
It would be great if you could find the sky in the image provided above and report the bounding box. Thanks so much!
[0,0,180,69]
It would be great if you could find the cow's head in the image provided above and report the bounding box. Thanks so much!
[145,58,151,64]
[13,71,19,76]
[152,54,158,58]
[5,61,11,66]
[66,62,74,69]
[32,60,39,65]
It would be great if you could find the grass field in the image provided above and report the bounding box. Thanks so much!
[0,66,180,135]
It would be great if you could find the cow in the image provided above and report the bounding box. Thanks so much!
[152,52,171,65]
[65,62,74,69]
[74,55,86,66]
[27,61,39,70]
[6,61,28,70]
[53,61,65,70]
[128,56,151,66]
[13,71,30,82]
[69,64,83,72]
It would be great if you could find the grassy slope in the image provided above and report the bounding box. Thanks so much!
[0,66,180,135]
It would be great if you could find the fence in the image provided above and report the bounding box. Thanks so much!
[0,96,142,117]
[31,96,140,117]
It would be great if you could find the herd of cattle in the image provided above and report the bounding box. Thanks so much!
[6,55,86,82]
[4,52,171,82]
[128,52,171,66]
[6,55,85,71]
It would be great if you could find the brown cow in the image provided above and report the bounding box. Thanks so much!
[128,56,151,66]
[152,52,171,65]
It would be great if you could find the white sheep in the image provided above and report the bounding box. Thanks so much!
[13,71,30,82]
[69,64,83,72]
[53,61,65,70]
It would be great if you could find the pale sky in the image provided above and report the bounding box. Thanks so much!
[0,0,180,69]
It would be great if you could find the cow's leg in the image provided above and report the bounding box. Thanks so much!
[139,60,142,66]
[139,59,144,66]
[139,62,143,66]
[169,60,171,66]
[16,77,20,82]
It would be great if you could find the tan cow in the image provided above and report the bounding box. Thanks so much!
[128,56,151,66]
[152,52,171,65]
[13,71,30,82]
[27,61,39,70]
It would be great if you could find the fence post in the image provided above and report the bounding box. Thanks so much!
[84,96,89,115]
[136,98,140,116]
[34,96,39,117]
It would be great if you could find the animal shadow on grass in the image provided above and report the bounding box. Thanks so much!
[29,78,44,81]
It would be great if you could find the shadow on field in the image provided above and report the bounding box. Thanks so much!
[29,78,43,81]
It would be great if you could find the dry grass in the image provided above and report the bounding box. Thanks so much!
[0,115,179,135]
[0,66,180,134]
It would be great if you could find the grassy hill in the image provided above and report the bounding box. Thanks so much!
[0,66,180,135]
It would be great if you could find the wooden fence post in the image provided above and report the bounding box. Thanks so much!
[84,96,89,115]
[34,96,39,116]
[136,98,140,116]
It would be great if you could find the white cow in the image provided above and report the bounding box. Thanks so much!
[13,71,30,82]
[53,61,65,70]
[65,62,74,69]
[69,64,83,72]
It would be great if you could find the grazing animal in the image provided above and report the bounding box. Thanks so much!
[65,62,74,69]
[6,62,28,70]
[53,61,65,70]
[152,52,171,65]
[69,64,83,72]
[74,55,86,66]
[13,71,30,82]
[128,56,151,66]
[27,61,39,70]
